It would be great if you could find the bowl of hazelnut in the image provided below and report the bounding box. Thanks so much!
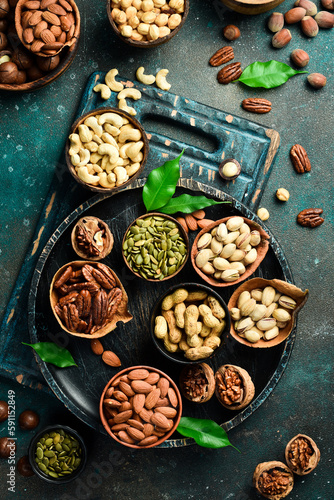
[0,0,80,91]
[65,107,149,193]
[106,0,189,48]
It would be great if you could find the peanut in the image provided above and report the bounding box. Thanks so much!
[184,305,199,337]
[161,288,188,310]
[154,316,168,339]
[198,304,220,328]
[161,310,182,343]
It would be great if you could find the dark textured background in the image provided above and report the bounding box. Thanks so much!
[0,0,333,498]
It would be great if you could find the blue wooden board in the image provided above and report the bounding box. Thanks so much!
[0,72,280,391]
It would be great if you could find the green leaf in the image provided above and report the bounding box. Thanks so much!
[237,60,307,89]
[158,193,226,215]
[22,342,77,368]
[177,417,238,450]
[142,150,184,211]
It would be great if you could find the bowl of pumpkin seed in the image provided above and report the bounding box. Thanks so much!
[28,425,87,483]
[122,213,189,282]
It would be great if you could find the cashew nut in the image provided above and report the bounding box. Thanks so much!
[92,134,103,145]
[78,124,93,143]
[101,155,117,173]
[98,143,119,164]
[90,153,103,164]
[98,172,116,188]
[118,127,142,143]
[70,153,80,166]
[68,134,82,156]
[118,98,136,116]
[119,143,131,159]
[85,141,99,153]
[101,132,119,149]
[103,123,121,136]
[156,69,171,91]
[114,166,129,186]
[92,164,103,173]
[98,112,123,128]
[76,166,100,186]
[105,68,124,92]
[84,116,103,137]
[126,141,144,160]
[117,88,142,100]
[126,162,141,176]
[136,66,155,85]
[93,84,112,100]
[78,148,91,166]
[130,152,143,163]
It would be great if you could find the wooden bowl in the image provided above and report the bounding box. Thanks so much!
[106,0,189,48]
[71,216,114,261]
[122,213,189,282]
[65,107,149,194]
[50,261,133,339]
[219,0,286,15]
[100,365,182,449]
[227,278,309,348]
[191,216,270,288]
[15,0,80,57]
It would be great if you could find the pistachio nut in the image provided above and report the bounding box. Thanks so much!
[235,316,255,333]
[215,223,228,241]
[229,261,246,274]
[256,317,277,331]
[195,249,214,269]
[250,304,267,322]
[220,243,236,259]
[210,238,223,255]
[213,271,222,279]
[236,233,251,249]
[249,230,261,246]
[264,302,278,318]
[279,295,297,309]
[221,269,239,282]
[272,308,291,322]
[244,330,261,343]
[244,244,252,252]
[226,216,244,232]
[239,223,251,234]
[197,232,212,250]
[251,288,263,302]
[229,249,246,262]
[213,257,231,271]
[201,262,216,275]
[264,326,279,340]
[240,298,257,317]
[276,321,288,328]
[274,292,281,302]
[261,286,276,306]
[230,307,241,321]
[237,291,251,309]
[222,231,240,244]
[243,248,258,265]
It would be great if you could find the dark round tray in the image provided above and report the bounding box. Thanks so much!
[28,179,294,448]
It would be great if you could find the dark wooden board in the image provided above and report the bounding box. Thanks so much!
[28,179,295,448]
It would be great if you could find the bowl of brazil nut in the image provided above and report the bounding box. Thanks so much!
[122,213,189,282]
[65,107,149,193]
[106,0,189,48]
[150,283,230,364]
[100,365,182,448]
[191,216,270,288]
[227,277,309,348]
[49,261,133,339]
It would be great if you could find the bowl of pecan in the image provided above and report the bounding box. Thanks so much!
[49,261,133,338]
[150,283,230,364]
[15,0,80,58]
[71,216,114,261]
[191,216,270,288]
[106,0,189,48]
[100,365,182,448]
[65,107,149,193]
[227,278,308,348]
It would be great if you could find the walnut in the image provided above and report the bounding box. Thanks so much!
[71,216,114,260]
[215,364,255,410]
[179,363,215,403]
[285,434,320,475]
[253,461,294,500]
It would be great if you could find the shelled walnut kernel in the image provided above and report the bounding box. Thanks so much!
[285,434,320,475]
[179,363,215,403]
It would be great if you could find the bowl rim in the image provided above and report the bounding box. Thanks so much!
[65,106,149,193]
[121,212,190,282]
[191,215,270,288]
[99,365,183,449]
[149,281,231,364]
[106,0,189,48]
[28,424,87,484]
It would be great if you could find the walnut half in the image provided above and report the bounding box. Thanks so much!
[214,364,255,410]
[253,461,294,500]
[285,434,320,475]
[71,216,114,261]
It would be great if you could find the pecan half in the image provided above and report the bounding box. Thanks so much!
[54,265,72,288]
[92,268,115,290]
[63,303,80,331]
[209,46,234,67]
[217,62,242,84]
[96,263,117,288]
[107,287,123,319]
[297,208,324,228]
[59,291,79,307]
[92,289,108,326]
[82,264,96,282]
[290,144,311,173]
[67,281,100,295]
[242,98,272,114]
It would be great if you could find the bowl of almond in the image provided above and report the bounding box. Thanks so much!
[100,365,182,448]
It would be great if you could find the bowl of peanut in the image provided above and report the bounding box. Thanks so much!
[150,283,230,364]
[100,365,182,448]
[106,0,189,48]
[65,107,149,193]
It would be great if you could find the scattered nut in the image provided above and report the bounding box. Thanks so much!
[155,68,171,90]
[0,437,16,459]
[272,28,292,48]
[290,48,310,67]
[290,144,311,173]
[17,456,34,477]
[219,158,241,180]
[284,7,306,23]
[295,0,317,16]
[0,400,8,422]
[285,434,320,475]
[253,461,294,500]
[209,46,234,67]
[18,409,39,430]
[301,15,319,37]
[105,68,124,92]
[93,83,112,100]
[217,62,242,84]
[297,208,324,227]
[267,12,284,32]
[223,24,240,40]
[276,188,290,201]
[321,0,334,9]
[242,98,272,114]
[136,66,155,85]
[315,11,334,27]
[307,72,327,89]
[257,208,269,221]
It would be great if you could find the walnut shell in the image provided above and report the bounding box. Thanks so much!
[253,461,294,500]
[215,364,255,410]
[179,363,215,403]
[285,434,320,475]
[71,216,114,261]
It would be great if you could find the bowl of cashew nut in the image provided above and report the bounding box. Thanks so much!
[65,107,149,193]
[106,0,189,47]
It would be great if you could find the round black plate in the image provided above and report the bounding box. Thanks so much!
[28,179,294,448]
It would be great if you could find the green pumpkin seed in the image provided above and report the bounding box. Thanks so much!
[60,470,72,475]
[55,443,62,452]
[49,471,59,478]
[36,448,44,460]
[45,438,53,447]
[53,433,61,445]
[44,450,55,458]
[38,462,47,472]
[40,438,45,444]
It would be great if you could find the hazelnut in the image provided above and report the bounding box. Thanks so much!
[295,0,317,16]
[17,456,35,477]
[307,72,327,89]
[285,7,306,23]
[219,158,241,181]
[290,48,310,67]
[0,0,9,19]
[0,437,16,459]
[0,31,7,50]
[314,11,334,28]
[223,24,240,41]
[18,409,39,430]
[36,54,60,72]
[321,0,334,9]
[257,207,270,221]
[0,60,18,83]
[0,400,8,422]
[276,188,290,201]
[301,16,319,37]
[267,12,284,32]
[272,28,292,48]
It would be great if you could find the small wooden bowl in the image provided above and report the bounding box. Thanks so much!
[122,213,189,282]
[191,216,270,288]
[227,278,309,348]
[106,0,189,48]
[71,216,114,261]
[65,107,149,194]
[219,0,286,15]
[50,261,133,339]
[15,0,80,58]
[100,365,182,449]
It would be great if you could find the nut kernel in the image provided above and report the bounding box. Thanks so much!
[257,207,269,221]
[276,188,290,201]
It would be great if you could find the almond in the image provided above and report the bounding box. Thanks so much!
[57,31,66,43]
[192,209,206,220]
[105,386,114,398]
[23,28,34,44]
[155,397,170,407]
[139,408,153,422]
[138,435,158,446]
[30,40,45,52]
[152,429,165,437]
[42,41,64,51]
[131,380,153,394]
[119,401,132,412]
[197,218,214,229]
[34,20,48,38]
[150,412,170,429]
[128,368,150,380]
[102,350,121,367]
[21,11,33,29]
[167,387,179,407]
[127,426,146,441]
[50,24,62,36]
[59,0,73,11]
[25,1,41,9]
[144,372,160,385]
[176,217,188,233]
[42,10,61,25]
[28,10,43,26]
[113,390,128,402]
[184,214,198,231]
[66,24,75,40]
[143,423,154,437]
[40,0,57,8]
[111,375,122,387]
[145,388,161,410]
[118,430,135,444]
[48,3,67,16]
[40,28,56,43]
[157,377,169,398]
[104,398,122,408]
[127,419,144,431]
[113,409,133,424]
[119,381,135,397]
[60,14,72,31]
[111,423,129,432]
[132,393,145,413]
[155,406,177,418]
